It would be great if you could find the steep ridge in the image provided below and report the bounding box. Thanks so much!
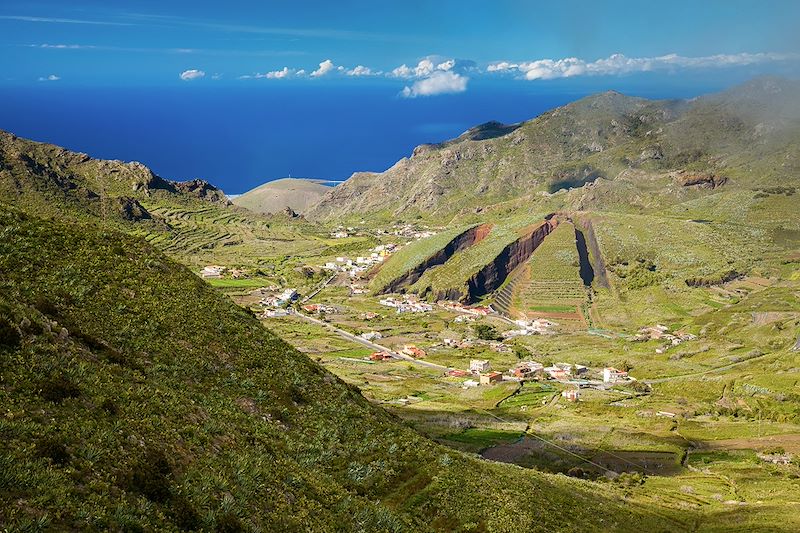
[307,77,800,222]
[464,218,558,302]
[0,203,684,531]
[413,218,558,303]
[380,223,492,294]
[0,130,227,226]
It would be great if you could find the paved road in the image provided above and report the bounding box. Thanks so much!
[301,274,336,303]
[292,311,452,372]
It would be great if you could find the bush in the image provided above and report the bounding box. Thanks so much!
[40,375,81,403]
[215,512,244,533]
[473,324,502,341]
[34,437,70,465]
[127,448,172,503]
[0,317,21,349]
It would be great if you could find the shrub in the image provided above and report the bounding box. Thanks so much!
[100,398,119,415]
[40,375,81,403]
[34,437,70,465]
[473,324,502,341]
[215,512,244,533]
[127,448,172,503]
[170,494,201,530]
[0,317,21,349]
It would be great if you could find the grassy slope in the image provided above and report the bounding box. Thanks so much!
[0,204,685,532]
[369,224,478,293]
[411,213,546,296]
[232,178,331,215]
[514,222,586,314]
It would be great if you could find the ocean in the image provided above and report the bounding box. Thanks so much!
[0,78,716,194]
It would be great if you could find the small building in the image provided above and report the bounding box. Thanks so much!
[463,379,480,388]
[470,359,491,373]
[603,367,629,383]
[200,265,226,279]
[369,351,393,361]
[361,331,383,341]
[562,389,581,402]
[402,345,427,359]
[446,369,469,377]
[545,366,570,381]
[480,371,503,385]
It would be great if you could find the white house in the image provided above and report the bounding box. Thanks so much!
[470,359,491,373]
[603,367,628,383]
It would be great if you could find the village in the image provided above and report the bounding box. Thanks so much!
[194,224,696,420]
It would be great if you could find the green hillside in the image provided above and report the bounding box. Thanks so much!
[308,77,800,223]
[0,204,687,532]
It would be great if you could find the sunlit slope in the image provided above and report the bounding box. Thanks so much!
[0,204,685,531]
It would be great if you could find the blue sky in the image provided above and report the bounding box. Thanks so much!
[1,1,799,192]
[2,0,799,89]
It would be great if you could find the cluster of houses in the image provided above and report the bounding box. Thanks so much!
[503,318,557,338]
[437,301,492,316]
[324,244,398,278]
[330,226,358,239]
[379,296,434,313]
[390,224,437,240]
[634,325,697,353]
[260,288,298,308]
[301,303,337,315]
[442,356,633,395]
[200,265,247,279]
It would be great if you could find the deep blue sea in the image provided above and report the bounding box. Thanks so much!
[0,78,718,194]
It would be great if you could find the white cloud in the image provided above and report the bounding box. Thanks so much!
[436,59,455,71]
[392,58,438,78]
[311,59,336,77]
[265,66,292,79]
[34,43,95,49]
[347,65,374,76]
[37,74,60,81]
[487,61,518,72]
[488,52,799,80]
[401,71,468,98]
[179,69,205,81]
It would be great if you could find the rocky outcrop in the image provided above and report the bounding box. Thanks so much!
[381,223,492,294]
[172,179,228,204]
[438,219,558,304]
[675,172,728,189]
[113,196,152,222]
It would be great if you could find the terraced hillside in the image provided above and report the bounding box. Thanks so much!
[512,222,587,317]
[0,203,687,532]
[0,130,350,273]
[369,223,483,294]
[410,213,555,302]
[136,201,326,268]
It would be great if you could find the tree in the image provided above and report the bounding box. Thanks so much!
[513,344,533,360]
[473,324,502,341]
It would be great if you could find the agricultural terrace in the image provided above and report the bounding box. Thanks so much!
[513,221,587,315]
[132,201,334,268]
[410,213,548,297]
[369,223,478,293]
